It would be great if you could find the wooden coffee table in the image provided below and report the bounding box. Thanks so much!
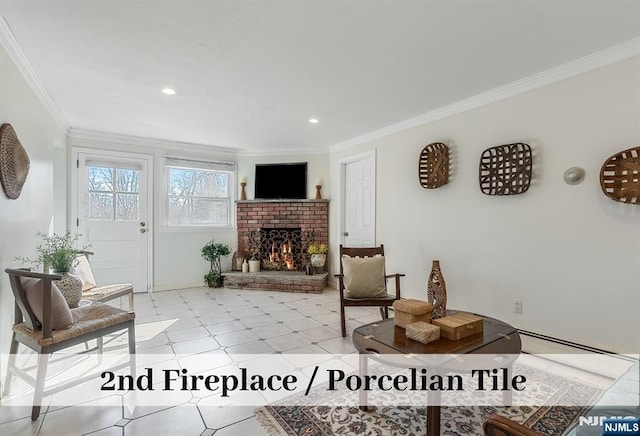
[352,311,521,436]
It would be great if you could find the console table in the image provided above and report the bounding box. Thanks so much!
[352,311,522,436]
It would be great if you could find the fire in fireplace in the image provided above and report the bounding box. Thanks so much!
[249,228,313,271]
[268,239,295,270]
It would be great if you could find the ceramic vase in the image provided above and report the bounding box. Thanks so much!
[248,259,260,273]
[54,272,83,308]
[427,260,447,319]
[310,253,326,273]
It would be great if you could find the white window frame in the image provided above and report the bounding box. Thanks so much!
[161,157,236,231]
[85,160,143,222]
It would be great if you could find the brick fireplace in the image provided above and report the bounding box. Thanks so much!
[225,199,329,292]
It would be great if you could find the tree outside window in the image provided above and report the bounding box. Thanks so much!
[166,166,233,226]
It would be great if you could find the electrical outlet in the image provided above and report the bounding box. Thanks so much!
[513,299,523,314]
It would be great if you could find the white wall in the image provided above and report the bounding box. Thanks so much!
[63,140,330,292]
[330,58,640,353]
[66,135,238,291]
[0,44,67,372]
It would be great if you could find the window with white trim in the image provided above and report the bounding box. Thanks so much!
[164,157,235,227]
[86,160,141,221]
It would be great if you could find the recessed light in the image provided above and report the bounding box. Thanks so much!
[309,118,319,124]
[161,88,176,95]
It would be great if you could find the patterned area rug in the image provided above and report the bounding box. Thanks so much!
[255,364,602,436]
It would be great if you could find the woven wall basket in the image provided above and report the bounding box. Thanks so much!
[418,142,449,189]
[479,142,532,195]
[599,146,640,205]
[0,123,30,199]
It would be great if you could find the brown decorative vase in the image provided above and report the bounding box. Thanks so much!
[427,260,447,319]
[54,272,83,308]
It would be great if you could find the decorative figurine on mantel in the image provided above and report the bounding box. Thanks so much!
[427,260,447,319]
[240,176,247,201]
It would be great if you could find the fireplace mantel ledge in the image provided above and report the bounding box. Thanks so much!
[236,199,329,203]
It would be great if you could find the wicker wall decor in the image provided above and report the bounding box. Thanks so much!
[0,123,30,199]
[418,142,449,189]
[479,142,532,195]
[599,146,640,205]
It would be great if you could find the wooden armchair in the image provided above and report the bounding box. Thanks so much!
[72,251,134,310]
[335,245,404,337]
[3,268,136,420]
[483,415,543,436]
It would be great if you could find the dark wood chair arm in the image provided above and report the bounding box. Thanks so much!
[5,268,63,338]
[5,268,63,280]
[483,415,542,436]
[77,250,95,257]
[385,273,404,299]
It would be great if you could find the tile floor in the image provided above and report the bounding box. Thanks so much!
[0,286,379,436]
[0,286,631,436]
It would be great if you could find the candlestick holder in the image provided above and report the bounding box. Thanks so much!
[240,182,247,201]
[315,185,322,199]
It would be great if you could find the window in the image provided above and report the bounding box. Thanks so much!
[164,158,235,227]
[87,163,140,221]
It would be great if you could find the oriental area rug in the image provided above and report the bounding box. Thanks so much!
[255,364,603,436]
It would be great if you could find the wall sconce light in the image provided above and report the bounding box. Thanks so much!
[315,178,322,199]
[563,167,585,185]
[240,176,247,200]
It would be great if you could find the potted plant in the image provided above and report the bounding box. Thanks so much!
[16,231,89,308]
[201,239,231,287]
[308,241,328,273]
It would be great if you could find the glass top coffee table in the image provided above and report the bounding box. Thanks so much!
[352,311,522,436]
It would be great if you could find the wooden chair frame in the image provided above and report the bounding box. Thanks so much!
[335,245,404,337]
[3,268,136,420]
[483,415,542,436]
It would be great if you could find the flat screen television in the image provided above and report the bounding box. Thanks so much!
[254,162,307,199]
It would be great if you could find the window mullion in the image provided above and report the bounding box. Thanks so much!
[112,168,117,222]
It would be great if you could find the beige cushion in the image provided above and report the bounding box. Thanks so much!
[72,255,97,291]
[21,277,74,330]
[342,255,387,299]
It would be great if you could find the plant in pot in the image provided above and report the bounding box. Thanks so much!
[201,239,231,288]
[16,231,89,308]
[308,242,328,273]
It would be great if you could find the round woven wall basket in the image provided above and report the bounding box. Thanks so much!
[599,146,639,205]
[0,123,30,199]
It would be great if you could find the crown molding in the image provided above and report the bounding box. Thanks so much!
[0,13,69,132]
[236,146,329,157]
[329,37,640,153]
[69,129,330,158]
[68,129,238,157]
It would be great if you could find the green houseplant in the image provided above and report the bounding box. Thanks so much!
[16,231,87,273]
[201,239,231,287]
[16,231,89,308]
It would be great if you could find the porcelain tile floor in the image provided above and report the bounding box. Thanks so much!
[0,287,631,436]
[0,287,376,436]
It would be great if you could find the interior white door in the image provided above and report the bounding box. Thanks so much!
[343,152,376,247]
[76,152,151,293]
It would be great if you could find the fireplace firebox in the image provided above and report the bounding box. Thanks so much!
[249,228,313,271]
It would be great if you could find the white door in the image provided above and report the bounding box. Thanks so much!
[342,151,376,247]
[75,151,152,293]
